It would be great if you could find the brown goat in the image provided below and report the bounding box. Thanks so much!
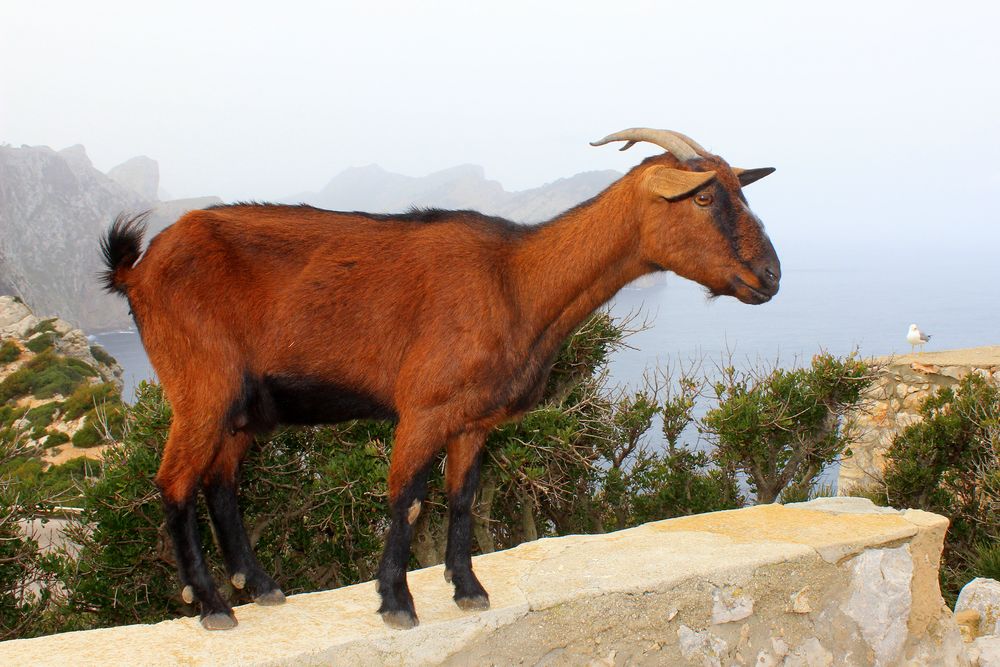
[100,128,779,630]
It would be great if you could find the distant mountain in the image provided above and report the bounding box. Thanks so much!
[0,144,220,331]
[286,164,620,224]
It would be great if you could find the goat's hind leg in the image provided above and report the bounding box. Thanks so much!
[203,432,285,606]
[157,421,236,630]
[444,431,489,611]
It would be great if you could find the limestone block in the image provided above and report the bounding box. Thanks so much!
[970,635,1000,666]
[710,586,753,624]
[940,366,971,380]
[783,637,834,667]
[842,545,913,666]
[957,579,1000,637]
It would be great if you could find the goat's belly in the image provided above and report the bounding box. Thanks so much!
[230,373,397,433]
[267,375,398,425]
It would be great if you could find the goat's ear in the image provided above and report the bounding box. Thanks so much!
[733,167,775,187]
[644,167,717,201]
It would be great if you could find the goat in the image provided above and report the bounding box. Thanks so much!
[99,128,780,631]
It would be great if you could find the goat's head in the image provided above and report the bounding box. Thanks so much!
[592,128,780,304]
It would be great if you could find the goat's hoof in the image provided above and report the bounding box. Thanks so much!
[443,568,453,583]
[254,588,286,606]
[201,612,238,631]
[381,609,419,630]
[455,594,490,611]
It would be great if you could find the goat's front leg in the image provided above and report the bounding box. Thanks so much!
[377,419,440,629]
[444,430,489,610]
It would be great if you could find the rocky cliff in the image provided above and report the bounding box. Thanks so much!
[0,144,219,331]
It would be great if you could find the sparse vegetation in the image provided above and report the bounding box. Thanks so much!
[89,346,115,367]
[25,334,55,354]
[0,340,20,363]
[0,350,96,403]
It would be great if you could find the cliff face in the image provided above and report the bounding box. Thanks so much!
[0,145,220,331]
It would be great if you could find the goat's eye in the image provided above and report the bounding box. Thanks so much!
[694,193,714,207]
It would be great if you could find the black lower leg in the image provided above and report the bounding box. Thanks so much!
[445,452,489,610]
[162,494,235,629]
[377,465,431,629]
[203,480,284,605]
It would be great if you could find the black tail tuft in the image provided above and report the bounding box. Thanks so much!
[100,212,149,295]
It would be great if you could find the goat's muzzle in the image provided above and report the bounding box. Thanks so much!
[732,259,781,305]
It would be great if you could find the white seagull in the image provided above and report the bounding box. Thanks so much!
[907,324,931,354]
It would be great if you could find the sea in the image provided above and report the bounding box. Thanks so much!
[91,263,998,489]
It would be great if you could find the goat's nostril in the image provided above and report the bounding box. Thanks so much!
[765,268,777,282]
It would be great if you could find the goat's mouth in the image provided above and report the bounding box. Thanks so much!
[731,276,778,305]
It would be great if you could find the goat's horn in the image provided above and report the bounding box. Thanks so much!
[590,128,705,161]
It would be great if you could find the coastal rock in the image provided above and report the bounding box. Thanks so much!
[957,579,1000,637]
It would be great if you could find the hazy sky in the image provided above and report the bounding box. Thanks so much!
[2,1,998,264]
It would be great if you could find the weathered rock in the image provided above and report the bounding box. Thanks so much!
[842,545,913,666]
[970,635,1000,666]
[0,499,970,666]
[957,579,1000,637]
[711,586,754,624]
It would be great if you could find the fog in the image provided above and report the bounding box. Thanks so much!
[2,1,998,268]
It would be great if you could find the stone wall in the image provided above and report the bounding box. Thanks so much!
[838,346,1000,495]
[0,498,968,666]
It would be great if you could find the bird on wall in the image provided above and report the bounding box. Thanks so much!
[907,324,931,354]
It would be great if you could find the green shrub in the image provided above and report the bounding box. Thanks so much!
[25,334,55,354]
[26,319,57,337]
[89,346,116,367]
[71,418,104,448]
[0,405,27,430]
[0,340,19,364]
[63,383,120,421]
[0,351,97,403]
[43,431,70,448]
[24,402,61,431]
[702,353,875,504]
[878,373,1000,603]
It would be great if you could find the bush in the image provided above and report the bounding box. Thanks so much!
[0,441,64,640]
[24,402,61,432]
[70,407,125,449]
[43,431,70,448]
[0,340,20,364]
[89,346,116,367]
[0,351,97,404]
[878,373,1000,603]
[702,353,876,503]
[63,383,119,421]
[25,334,55,354]
[26,319,57,337]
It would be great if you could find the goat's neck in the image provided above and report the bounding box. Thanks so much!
[513,183,649,350]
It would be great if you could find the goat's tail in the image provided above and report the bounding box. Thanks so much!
[100,212,149,295]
